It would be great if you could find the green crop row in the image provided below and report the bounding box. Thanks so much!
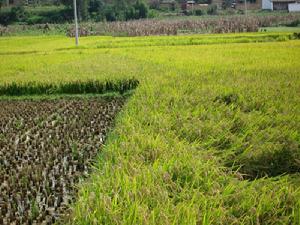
[0,79,139,96]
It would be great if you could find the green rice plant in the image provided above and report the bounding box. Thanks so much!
[0,79,139,96]
[0,33,299,224]
[30,200,39,221]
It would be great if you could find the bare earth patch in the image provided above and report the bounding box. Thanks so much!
[0,97,125,224]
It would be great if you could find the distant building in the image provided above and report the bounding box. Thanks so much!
[233,0,262,10]
[288,2,300,11]
[262,0,299,10]
[273,0,296,10]
[181,0,195,11]
[262,0,273,9]
[181,1,214,11]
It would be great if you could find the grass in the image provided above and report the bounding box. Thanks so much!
[0,32,299,224]
[260,26,300,32]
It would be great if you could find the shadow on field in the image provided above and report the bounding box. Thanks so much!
[214,93,300,180]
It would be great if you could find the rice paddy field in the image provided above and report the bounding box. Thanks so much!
[0,32,300,224]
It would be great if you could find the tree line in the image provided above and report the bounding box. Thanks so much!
[0,0,149,25]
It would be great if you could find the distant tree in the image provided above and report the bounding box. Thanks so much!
[223,0,233,8]
[104,5,116,21]
[60,0,72,7]
[89,0,104,14]
[78,0,89,20]
[207,4,217,15]
[89,0,105,21]
[61,0,89,21]
[0,0,7,11]
[10,6,27,22]
[149,0,159,9]
[124,0,148,20]
[134,0,148,19]
[61,0,148,21]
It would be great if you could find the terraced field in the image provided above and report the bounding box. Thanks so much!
[0,33,299,224]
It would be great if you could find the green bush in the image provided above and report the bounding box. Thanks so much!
[11,6,28,22]
[26,15,44,25]
[134,0,148,19]
[104,6,117,21]
[89,0,105,21]
[287,19,300,27]
[147,9,158,18]
[0,11,11,25]
[0,6,27,25]
[195,9,205,16]
[207,4,218,15]
[125,2,148,20]
[0,6,73,25]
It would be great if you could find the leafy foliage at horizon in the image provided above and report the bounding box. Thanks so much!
[0,0,149,25]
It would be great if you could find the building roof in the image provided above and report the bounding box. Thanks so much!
[272,0,296,2]
[161,0,176,3]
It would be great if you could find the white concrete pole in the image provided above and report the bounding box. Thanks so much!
[73,0,79,46]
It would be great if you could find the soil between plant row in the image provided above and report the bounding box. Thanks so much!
[0,97,125,225]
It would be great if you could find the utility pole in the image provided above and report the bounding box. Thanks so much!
[244,0,247,16]
[73,0,79,46]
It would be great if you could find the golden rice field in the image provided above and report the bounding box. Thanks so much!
[0,32,299,224]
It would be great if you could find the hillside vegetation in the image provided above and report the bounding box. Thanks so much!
[0,33,299,224]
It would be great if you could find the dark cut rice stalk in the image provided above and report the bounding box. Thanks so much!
[0,97,125,225]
